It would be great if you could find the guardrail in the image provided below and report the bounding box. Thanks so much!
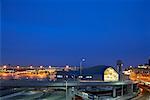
[0,79,135,87]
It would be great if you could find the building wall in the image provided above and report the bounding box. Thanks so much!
[104,67,119,82]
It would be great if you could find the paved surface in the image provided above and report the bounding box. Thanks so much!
[40,91,66,100]
[0,79,134,87]
[0,90,66,100]
[132,92,150,100]
[0,79,138,100]
[1,90,44,100]
[131,84,150,100]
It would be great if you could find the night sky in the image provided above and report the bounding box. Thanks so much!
[1,0,150,67]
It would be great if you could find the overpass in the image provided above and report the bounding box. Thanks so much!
[0,79,137,100]
[0,79,134,87]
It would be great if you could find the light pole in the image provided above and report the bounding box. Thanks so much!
[80,58,85,75]
[73,74,76,81]
[65,80,68,100]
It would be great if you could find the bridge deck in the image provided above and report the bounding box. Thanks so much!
[0,79,134,87]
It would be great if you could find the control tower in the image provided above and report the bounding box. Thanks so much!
[116,60,123,81]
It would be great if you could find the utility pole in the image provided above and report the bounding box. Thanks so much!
[80,58,85,75]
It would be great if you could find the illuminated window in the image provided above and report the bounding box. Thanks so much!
[104,67,119,82]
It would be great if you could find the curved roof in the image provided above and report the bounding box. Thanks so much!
[56,65,117,77]
[82,65,115,75]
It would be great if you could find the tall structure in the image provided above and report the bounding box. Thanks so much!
[80,58,85,75]
[149,58,150,66]
[117,60,123,81]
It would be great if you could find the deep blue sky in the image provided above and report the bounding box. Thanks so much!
[1,0,150,67]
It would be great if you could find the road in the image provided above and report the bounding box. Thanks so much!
[132,92,150,100]
[40,91,66,100]
[1,90,44,100]
[0,89,66,100]
[131,83,150,100]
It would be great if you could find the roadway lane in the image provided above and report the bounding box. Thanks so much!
[132,92,150,100]
[40,91,66,100]
[1,90,44,100]
[132,84,150,100]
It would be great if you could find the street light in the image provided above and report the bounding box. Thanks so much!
[30,65,33,69]
[3,65,7,69]
[80,58,85,75]
[17,65,20,69]
[49,66,52,68]
[65,80,68,100]
[40,66,43,69]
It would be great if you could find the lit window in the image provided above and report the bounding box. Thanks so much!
[78,76,83,79]
[104,67,119,82]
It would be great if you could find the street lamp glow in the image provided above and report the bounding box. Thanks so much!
[17,66,20,69]
[40,66,43,69]
[30,66,33,69]
[80,58,86,75]
[82,58,86,62]
[49,66,52,68]
[3,65,7,69]
[40,66,43,68]
[129,66,133,68]
[66,65,69,68]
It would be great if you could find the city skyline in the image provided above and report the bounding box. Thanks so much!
[1,0,150,67]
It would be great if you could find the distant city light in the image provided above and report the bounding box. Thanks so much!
[66,65,69,68]
[40,66,43,68]
[30,66,33,69]
[3,65,7,69]
[138,65,147,69]
[66,75,68,78]
[17,66,20,69]
[123,70,131,75]
[57,75,63,78]
[78,76,83,79]
[49,66,52,68]
[85,76,92,79]
[129,66,133,68]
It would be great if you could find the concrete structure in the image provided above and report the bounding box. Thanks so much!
[117,60,123,81]
[0,79,137,100]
